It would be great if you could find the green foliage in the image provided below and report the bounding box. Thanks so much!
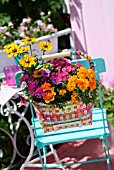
[0,0,67,30]
[94,84,114,125]
[0,13,11,26]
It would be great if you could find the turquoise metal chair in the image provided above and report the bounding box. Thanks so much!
[15,52,112,170]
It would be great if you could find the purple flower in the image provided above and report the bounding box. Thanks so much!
[42,69,50,77]
[41,69,51,82]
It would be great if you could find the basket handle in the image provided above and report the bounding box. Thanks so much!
[38,51,73,61]
[38,50,95,70]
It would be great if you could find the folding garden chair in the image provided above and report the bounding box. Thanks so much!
[15,50,112,170]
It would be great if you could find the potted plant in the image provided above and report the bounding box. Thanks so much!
[3,37,98,132]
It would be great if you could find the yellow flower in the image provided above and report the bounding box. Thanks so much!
[59,89,67,95]
[68,75,77,83]
[3,43,20,58]
[33,68,44,78]
[71,92,80,104]
[22,37,37,45]
[20,55,35,68]
[77,67,88,79]
[66,82,76,92]
[19,46,29,53]
[3,44,12,53]
[43,88,56,103]
[38,41,53,51]
[66,75,77,92]
[77,78,89,90]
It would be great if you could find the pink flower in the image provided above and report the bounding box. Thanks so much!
[37,20,45,27]
[22,17,31,24]
[33,28,39,33]
[20,26,26,32]
[44,27,49,32]
[50,72,62,85]
[35,87,43,98]
[5,32,11,36]
[17,95,28,107]
[47,24,57,32]
[20,74,29,82]
[48,18,51,22]
[62,65,75,73]
[40,12,45,16]
[26,31,30,35]
[0,26,7,33]
[47,24,54,30]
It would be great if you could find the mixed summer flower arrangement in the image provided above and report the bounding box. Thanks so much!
[3,37,98,108]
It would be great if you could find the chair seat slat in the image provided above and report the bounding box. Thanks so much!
[33,108,110,147]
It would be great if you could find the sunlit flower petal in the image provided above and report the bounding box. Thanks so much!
[19,55,35,68]
[38,41,53,51]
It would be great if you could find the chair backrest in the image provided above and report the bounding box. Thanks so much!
[71,57,106,81]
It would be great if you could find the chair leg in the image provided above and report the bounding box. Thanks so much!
[49,144,65,170]
[105,137,112,170]
[101,137,112,170]
[43,146,47,170]
[36,143,46,170]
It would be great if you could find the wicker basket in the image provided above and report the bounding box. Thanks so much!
[33,101,93,133]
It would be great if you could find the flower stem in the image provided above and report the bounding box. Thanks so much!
[30,45,32,55]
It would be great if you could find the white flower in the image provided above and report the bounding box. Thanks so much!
[22,17,31,24]
[48,11,51,15]
[20,32,26,37]
[8,22,13,27]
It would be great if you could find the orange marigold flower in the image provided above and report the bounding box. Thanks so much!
[43,89,56,103]
[59,89,67,95]
[68,75,77,83]
[87,69,96,80]
[89,79,97,91]
[41,82,51,91]
[66,82,76,92]
[77,78,89,90]
[71,92,80,104]
[77,67,88,79]
[66,75,77,91]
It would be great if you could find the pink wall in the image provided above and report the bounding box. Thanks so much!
[70,0,114,88]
